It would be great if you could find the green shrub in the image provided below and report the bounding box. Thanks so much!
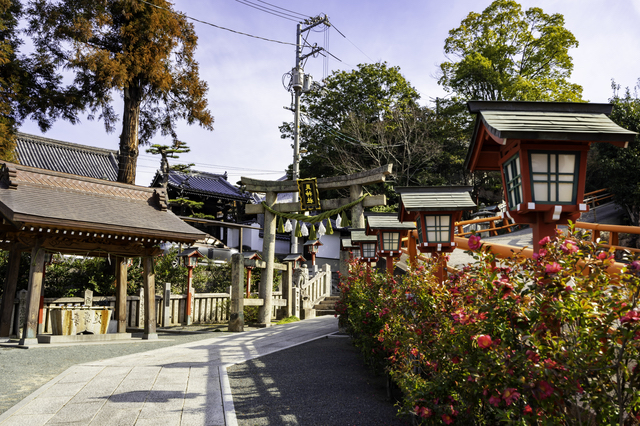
[339,225,640,424]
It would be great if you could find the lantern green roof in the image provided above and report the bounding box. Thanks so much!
[366,213,416,230]
[465,101,637,171]
[350,229,377,243]
[341,237,354,248]
[396,186,476,212]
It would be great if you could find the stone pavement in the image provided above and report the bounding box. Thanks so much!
[0,316,339,426]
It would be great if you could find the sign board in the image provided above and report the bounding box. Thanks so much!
[297,178,321,211]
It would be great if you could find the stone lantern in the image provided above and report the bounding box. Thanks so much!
[177,247,205,325]
[397,186,476,282]
[365,213,416,273]
[466,101,636,251]
[283,253,306,269]
[350,229,378,265]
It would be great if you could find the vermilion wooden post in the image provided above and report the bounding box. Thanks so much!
[186,266,193,325]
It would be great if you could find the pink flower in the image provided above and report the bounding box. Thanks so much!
[561,241,578,254]
[468,234,482,250]
[476,334,493,349]
[442,414,454,424]
[489,394,501,407]
[523,405,533,414]
[451,356,460,364]
[537,381,554,399]
[597,251,609,260]
[621,310,640,325]
[414,406,432,418]
[539,236,551,246]
[502,388,520,405]
[545,262,562,274]
[526,349,540,363]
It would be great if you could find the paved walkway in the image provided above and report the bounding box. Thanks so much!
[0,316,339,426]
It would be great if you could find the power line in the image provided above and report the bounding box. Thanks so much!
[136,0,296,46]
[255,0,309,19]
[331,22,375,63]
[234,0,300,22]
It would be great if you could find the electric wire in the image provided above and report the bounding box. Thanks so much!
[254,0,309,19]
[234,0,300,22]
[331,22,375,63]
[136,0,296,46]
[301,114,403,148]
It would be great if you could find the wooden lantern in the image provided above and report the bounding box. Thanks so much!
[303,239,323,266]
[350,229,378,264]
[177,247,206,325]
[466,101,636,251]
[397,186,476,254]
[365,213,416,273]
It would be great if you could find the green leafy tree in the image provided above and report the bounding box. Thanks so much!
[588,80,640,228]
[439,0,583,102]
[27,0,214,184]
[0,0,81,160]
[280,62,468,202]
[147,141,191,204]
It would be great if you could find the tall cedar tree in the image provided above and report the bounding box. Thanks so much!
[1,0,81,160]
[27,0,213,184]
[439,0,583,102]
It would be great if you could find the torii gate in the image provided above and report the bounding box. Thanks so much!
[241,164,391,327]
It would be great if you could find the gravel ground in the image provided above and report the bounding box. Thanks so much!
[0,327,248,415]
[228,335,411,426]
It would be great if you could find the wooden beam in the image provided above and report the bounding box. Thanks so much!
[245,194,386,215]
[241,164,392,193]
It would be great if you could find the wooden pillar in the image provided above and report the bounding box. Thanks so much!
[282,262,293,318]
[385,256,394,274]
[531,214,558,252]
[143,256,157,340]
[186,266,193,325]
[115,257,127,333]
[350,184,365,228]
[228,253,244,332]
[408,230,418,268]
[435,253,447,284]
[258,191,277,327]
[20,242,45,345]
[0,247,21,340]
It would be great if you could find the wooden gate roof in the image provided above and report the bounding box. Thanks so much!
[0,162,205,257]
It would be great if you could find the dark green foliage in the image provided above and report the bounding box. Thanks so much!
[587,80,640,227]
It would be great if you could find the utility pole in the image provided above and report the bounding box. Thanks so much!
[289,15,329,254]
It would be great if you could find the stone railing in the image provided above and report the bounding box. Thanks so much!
[296,263,331,319]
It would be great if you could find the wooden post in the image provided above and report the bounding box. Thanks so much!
[282,263,293,318]
[143,256,157,340]
[163,282,171,327]
[0,247,21,340]
[350,184,365,228]
[20,242,45,345]
[385,256,394,274]
[408,230,418,268]
[186,266,193,325]
[116,257,127,333]
[229,253,244,332]
[258,191,277,327]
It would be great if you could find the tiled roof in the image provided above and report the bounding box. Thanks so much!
[366,213,416,230]
[396,186,476,211]
[350,229,377,243]
[0,162,204,243]
[15,132,119,181]
[154,169,249,201]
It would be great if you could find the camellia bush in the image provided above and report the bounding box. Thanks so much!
[338,225,640,425]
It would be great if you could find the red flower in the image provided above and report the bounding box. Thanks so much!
[539,236,551,246]
[502,388,520,405]
[621,310,640,325]
[545,262,562,274]
[468,234,482,250]
[442,414,454,424]
[414,406,433,418]
[523,405,533,414]
[537,381,554,399]
[526,349,540,363]
[489,394,501,407]
[476,334,493,349]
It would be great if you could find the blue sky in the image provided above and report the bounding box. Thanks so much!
[18,0,640,186]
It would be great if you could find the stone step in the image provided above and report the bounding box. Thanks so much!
[315,309,337,317]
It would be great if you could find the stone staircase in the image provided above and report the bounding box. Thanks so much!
[313,295,341,317]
